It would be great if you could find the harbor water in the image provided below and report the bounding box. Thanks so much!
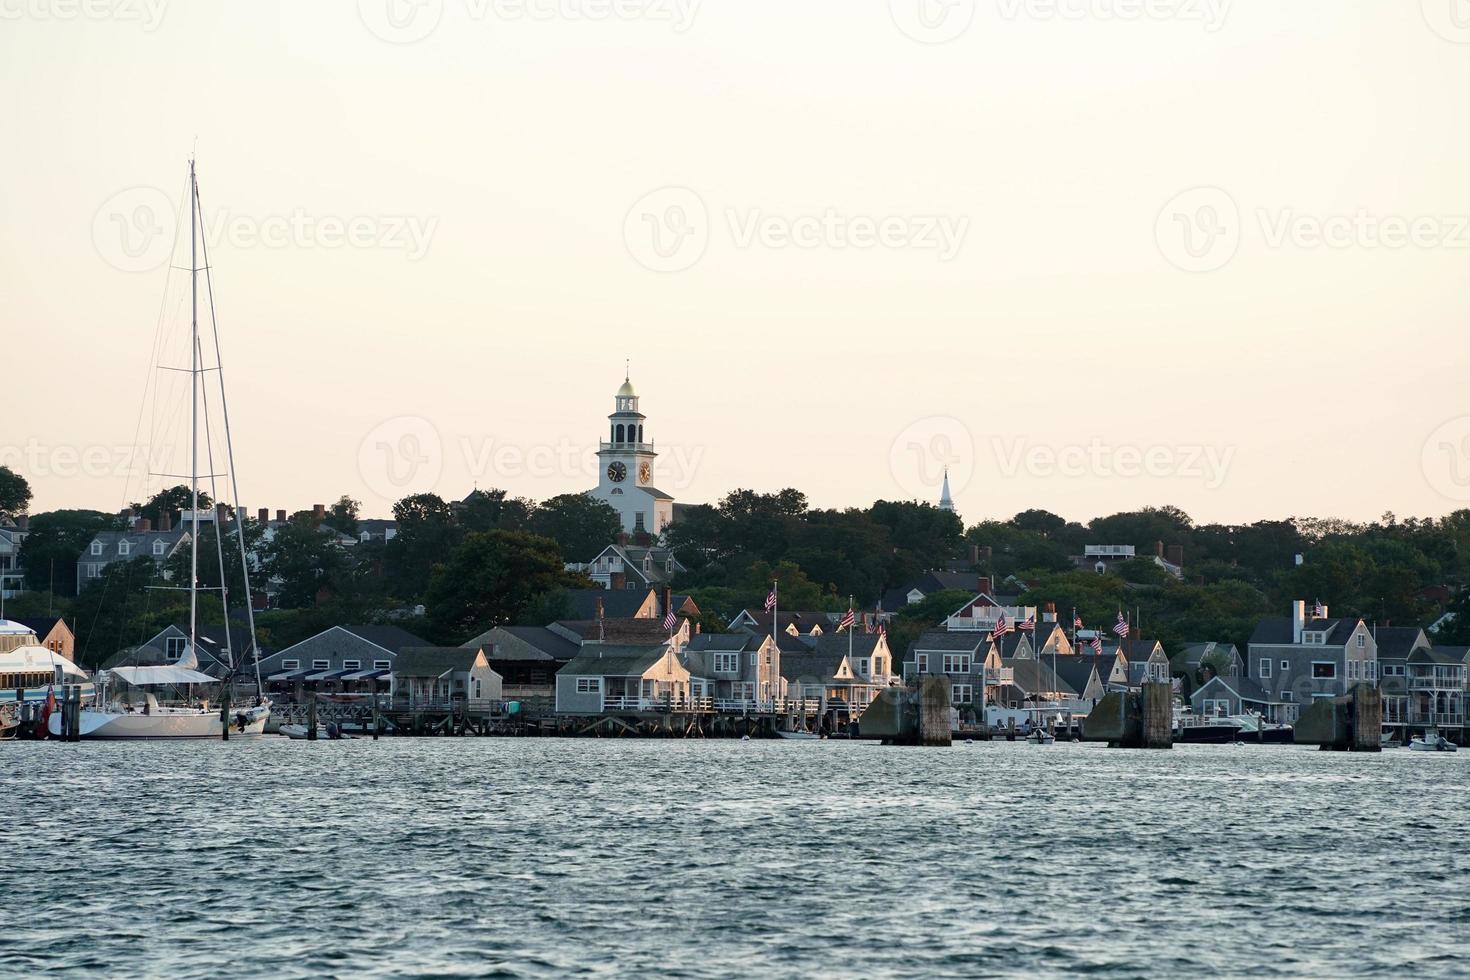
[4,739,1468,977]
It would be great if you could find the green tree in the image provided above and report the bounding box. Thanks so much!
[0,465,32,515]
[529,493,623,561]
[260,520,349,608]
[323,495,362,537]
[19,509,117,595]
[384,492,458,601]
[459,488,535,534]
[424,530,590,642]
[134,485,212,526]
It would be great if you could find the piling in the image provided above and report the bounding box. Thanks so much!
[1141,682,1173,749]
[1293,684,1381,752]
[307,692,318,741]
[1081,683,1173,749]
[372,695,380,741]
[220,686,231,742]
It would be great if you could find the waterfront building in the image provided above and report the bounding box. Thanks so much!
[464,625,582,698]
[942,582,1037,633]
[1403,647,1466,729]
[1122,639,1172,687]
[904,630,1009,712]
[588,374,675,536]
[1245,600,1378,723]
[682,633,781,706]
[393,647,503,703]
[554,642,691,713]
[1173,641,1245,682]
[879,570,980,611]
[102,616,263,678]
[256,624,430,697]
[1049,654,1108,708]
[727,609,835,636]
[1189,675,1280,719]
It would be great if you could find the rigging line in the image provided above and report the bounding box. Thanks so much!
[81,166,192,667]
[196,329,237,676]
[197,171,264,694]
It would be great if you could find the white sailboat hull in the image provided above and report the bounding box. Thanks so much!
[48,704,269,740]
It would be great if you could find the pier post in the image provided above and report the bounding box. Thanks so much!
[1141,682,1173,749]
[68,686,81,741]
[220,685,231,741]
[372,695,380,741]
[307,692,318,741]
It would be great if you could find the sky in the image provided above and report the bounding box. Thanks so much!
[3,1,1469,525]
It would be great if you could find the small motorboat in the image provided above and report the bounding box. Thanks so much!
[1408,728,1458,752]
[777,730,822,741]
[279,722,353,741]
[1380,731,1402,749]
[1026,729,1055,745]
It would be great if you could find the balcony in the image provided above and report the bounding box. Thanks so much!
[599,441,656,453]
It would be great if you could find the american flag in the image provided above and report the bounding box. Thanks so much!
[1311,599,1326,618]
[876,623,886,638]
[1090,635,1103,654]
[663,609,678,632]
[764,587,777,612]
[993,612,1010,636]
[1074,613,1084,629]
[863,616,873,634]
[837,608,856,632]
[1113,612,1130,638]
[1019,615,1036,632]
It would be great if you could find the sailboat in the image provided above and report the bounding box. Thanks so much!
[51,159,270,739]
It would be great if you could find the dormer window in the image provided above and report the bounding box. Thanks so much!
[118,541,130,556]
[153,541,165,556]
[91,542,103,556]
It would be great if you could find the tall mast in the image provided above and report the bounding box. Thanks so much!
[188,158,200,664]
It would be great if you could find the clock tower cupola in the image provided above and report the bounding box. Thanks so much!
[590,368,674,537]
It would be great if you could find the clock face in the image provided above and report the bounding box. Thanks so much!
[638,462,652,484]
[607,461,627,483]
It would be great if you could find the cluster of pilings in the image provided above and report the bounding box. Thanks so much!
[1292,684,1382,752]
[858,677,953,746]
[1080,682,1174,749]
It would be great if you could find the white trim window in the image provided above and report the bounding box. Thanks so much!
[282,659,301,670]
[373,660,391,670]
[1311,661,1336,679]
[952,683,973,705]
[312,659,330,670]
[153,541,165,556]
[90,542,103,556]
[575,677,601,694]
[342,660,361,671]
[1281,660,1290,672]
[164,636,187,662]
[1347,660,1357,681]
[118,541,130,556]
[943,654,972,674]
[1357,634,1366,648]
[915,653,930,673]
[714,653,739,673]
[1259,658,1272,679]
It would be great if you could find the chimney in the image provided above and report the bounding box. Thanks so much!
[1166,544,1183,567]
[1291,600,1305,644]
[694,622,702,635]
[1043,602,1056,623]
[1155,540,1165,558]
[136,518,152,533]
[216,503,229,524]
[596,595,605,621]
[258,507,269,523]
[970,544,980,563]
[312,503,325,521]
[276,509,286,523]
[158,513,171,532]
[616,531,629,547]
[662,587,673,618]
[977,576,992,596]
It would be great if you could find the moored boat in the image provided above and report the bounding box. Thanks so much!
[1408,728,1458,753]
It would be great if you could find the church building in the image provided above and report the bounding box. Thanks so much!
[589,374,675,537]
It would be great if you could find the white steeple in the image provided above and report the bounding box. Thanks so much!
[590,367,675,538]
[939,468,954,513]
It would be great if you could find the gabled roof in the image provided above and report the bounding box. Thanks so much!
[1407,647,1468,666]
[395,646,487,676]
[470,626,582,663]
[1193,674,1277,705]
[338,624,430,654]
[731,610,835,634]
[1249,615,1361,647]
[685,633,763,653]
[564,587,654,620]
[552,618,680,646]
[559,645,669,677]
[909,630,988,653]
[780,651,852,684]
[1373,626,1429,661]
[811,633,884,658]
[1002,658,1075,697]
[13,617,63,638]
[1049,655,1100,694]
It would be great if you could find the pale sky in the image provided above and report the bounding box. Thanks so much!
[4,1,1469,525]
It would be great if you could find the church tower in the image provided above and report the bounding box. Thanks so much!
[590,371,675,537]
[939,467,955,513]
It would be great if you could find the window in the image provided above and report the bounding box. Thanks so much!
[118,541,130,556]
[153,541,165,555]
[1281,660,1290,672]
[90,542,102,555]
[1281,691,1294,702]
[943,654,971,674]
[312,659,330,670]
[1311,662,1336,679]
[1357,634,1366,648]
[86,564,101,579]
[373,660,391,670]
[164,636,187,662]
[714,653,739,673]
[1259,658,1272,679]
[915,653,929,673]
[1347,660,1357,680]
[856,660,868,677]
[342,660,361,671]
[952,683,973,705]
[748,652,757,667]
[576,677,600,694]
[282,659,300,670]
